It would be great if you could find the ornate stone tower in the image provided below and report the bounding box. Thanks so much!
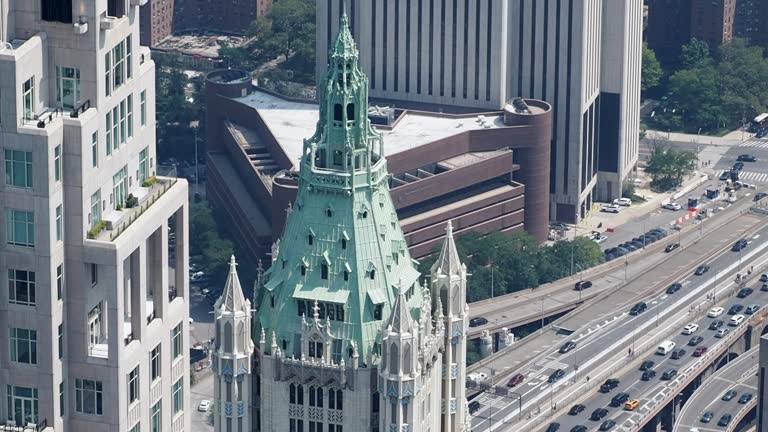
[431,221,470,430]
[213,256,255,432]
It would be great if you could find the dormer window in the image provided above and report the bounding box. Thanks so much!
[343,270,349,281]
[308,234,314,246]
[374,304,383,320]
[369,270,376,280]
[346,104,355,122]
[301,265,307,276]
[334,104,343,122]
[321,264,329,280]
[341,239,347,249]
[327,208,334,218]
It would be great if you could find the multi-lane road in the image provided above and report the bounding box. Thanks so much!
[469,213,768,432]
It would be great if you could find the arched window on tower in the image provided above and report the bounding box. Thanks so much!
[389,343,399,374]
[341,238,347,249]
[308,234,314,245]
[403,343,412,374]
[224,322,233,352]
[290,383,296,404]
[321,263,329,280]
[237,322,245,352]
[346,104,355,122]
[334,104,343,123]
[297,384,304,405]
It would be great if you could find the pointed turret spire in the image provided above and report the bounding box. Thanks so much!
[332,13,358,60]
[387,280,414,334]
[220,255,248,312]
[431,220,462,276]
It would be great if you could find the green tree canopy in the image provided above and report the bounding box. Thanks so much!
[249,0,315,76]
[679,38,711,69]
[645,145,698,191]
[642,42,663,93]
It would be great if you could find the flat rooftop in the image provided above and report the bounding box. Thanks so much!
[154,34,252,58]
[235,88,505,170]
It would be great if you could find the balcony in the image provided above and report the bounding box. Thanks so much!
[0,420,51,431]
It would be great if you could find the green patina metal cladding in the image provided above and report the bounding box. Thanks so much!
[256,15,424,365]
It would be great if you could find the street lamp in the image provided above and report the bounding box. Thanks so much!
[575,264,584,303]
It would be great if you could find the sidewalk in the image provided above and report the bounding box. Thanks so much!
[646,128,749,147]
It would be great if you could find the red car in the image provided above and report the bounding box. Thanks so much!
[507,373,525,387]
[693,346,708,357]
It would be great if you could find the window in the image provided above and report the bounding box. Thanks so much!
[321,263,328,280]
[139,148,148,184]
[10,328,37,364]
[41,0,73,23]
[90,263,98,286]
[113,42,125,89]
[6,209,35,247]
[172,323,182,359]
[374,304,383,320]
[329,425,343,432]
[22,78,35,120]
[140,91,147,126]
[113,167,127,209]
[55,205,62,241]
[56,66,80,110]
[112,106,119,150]
[6,385,38,425]
[88,305,102,348]
[58,324,64,359]
[290,419,304,432]
[91,132,98,167]
[75,378,103,415]
[105,112,112,155]
[309,386,323,408]
[309,421,321,432]
[127,95,134,139]
[90,190,101,226]
[127,366,139,404]
[54,145,61,182]
[150,345,161,381]
[289,383,304,405]
[105,52,111,97]
[126,36,132,80]
[5,150,33,188]
[151,402,161,432]
[56,264,63,300]
[308,341,323,359]
[8,269,35,306]
[59,380,65,417]
[329,389,343,410]
[308,234,314,245]
[119,99,127,144]
[172,379,183,414]
[343,270,349,282]
[129,424,139,432]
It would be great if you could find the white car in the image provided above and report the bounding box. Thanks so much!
[601,204,622,214]
[592,235,608,244]
[467,372,488,383]
[708,306,725,318]
[730,314,745,326]
[198,400,211,412]
[663,202,682,211]
[682,323,699,335]
[613,198,632,207]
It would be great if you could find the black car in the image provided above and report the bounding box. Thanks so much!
[599,420,616,431]
[738,288,754,298]
[545,423,561,432]
[755,192,768,202]
[738,154,757,162]
[630,302,647,315]
[722,389,738,401]
[671,349,687,359]
[639,360,655,371]
[739,393,753,404]
[666,282,683,294]
[599,378,620,393]
[469,400,481,414]
[688,336,704,346]
[559,341,577,354]
[622,242,639,252]
[549,369,565,383]
[469,317,488,327]
[732,239,749,252]
[569,404,586,416]
[720,171,731,181]
[605,253,617,261]
[610,392,630,407]
[718,414,732,427]
[574,281,593,291]
[695,265,710,275]
[641,369,657,381]
[665,243,681,253]
[650,228,668,237]
[629,240,645,249]
[570,426,587,432]
[661,369,678,380]
[701,411,714,423]
[734,161,745,171]
[590,408,608,421]
[709,320,724,330]
[729,304,744,315]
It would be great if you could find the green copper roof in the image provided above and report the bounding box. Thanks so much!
[256,16,423,366]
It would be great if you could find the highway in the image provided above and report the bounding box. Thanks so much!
[468,212,768,432]
[675,347,758,432]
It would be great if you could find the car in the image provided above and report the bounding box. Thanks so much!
[570,426,587,432]
[545,423,561,432]
[762,283,768,292]
[682,323,699,335]
[738,288,754,298]
[551,222,571,231]
[593,235,609,244]
[560,341,577,353]
[604,253,617,261]
[709,320,724,330]
[615,247,630,256]
[467,372,488,382]
[661,369,678,380]
[599,419,616,431]
[613,198,632,207]
[610,392,630,407]
[621,242,639,252]
[729,304,744,315]
[746,304,760,314]
[762,272,768,282]
[716,328,730,338]
[601,204,621,213]
[624,399,640,411]
[665,243,681,253]
[549,369,565,383]
[666,282,683,294]
[693,346,708,357]
[734,161,745,171]
[701,411,714,423]
[718,414,733,427]
[590,408,608,420]
[469,400,481,414]
[708,306,725,317]
[663,202,682,211]
[650,228,668,237]
[739,393,753,404]
[641,369,657,380]
[599,378,620,393]
[671,349,687,360]
[639,360,655,371]
[568,404,586,415]
[755,192,768,202]
[732,239,749,252]
[189,262,203,272]
[720,171,731,181]
[695,265,710,275]
[722,389,738,401]
[506,373,525,387]
[629,240,645,249]
[688,336,704,346]
[197,399,211,412]
[574,281,592,291]
[738,154,757,162]
[469,317,488,327]
[630,302,647,315]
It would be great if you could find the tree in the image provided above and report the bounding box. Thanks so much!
[642,43,663,93]
[667,65,722,130]
[645,145,697,191]
[249,0,316,75]
[679,38,711,69]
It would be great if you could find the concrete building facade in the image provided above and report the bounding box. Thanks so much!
[0,1,190,431]
[317,0,642,223]
[139,0,174,47]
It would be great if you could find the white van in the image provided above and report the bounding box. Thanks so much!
[657,340,677,355]
[708,307,724,318]
[730,314,745,326]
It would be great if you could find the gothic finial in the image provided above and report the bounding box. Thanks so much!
[313,300,320,320]
[446,219,454,238]
[271,331,277,350]
[352,342,359,358]
[260,327,266,345]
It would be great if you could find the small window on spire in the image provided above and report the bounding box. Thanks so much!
[327,208,334,217]
[301,265,307,276]
[334,104,343,122]
[341,238,347,249]
[346,104,355,121]
[374,304,383,320]
[321,264,329,280]
[370,270,376,280]
[343,270,349,281]
[308,234,314,245]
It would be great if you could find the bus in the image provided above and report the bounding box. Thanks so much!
[750,113,768,132]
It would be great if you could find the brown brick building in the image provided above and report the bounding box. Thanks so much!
[139,0,175,47]
[735,0,768,48]
[173,0,271,35]
[647,0,736,58]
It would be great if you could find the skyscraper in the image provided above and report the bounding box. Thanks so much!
[318,0,642,223]
[0,1,190,431]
